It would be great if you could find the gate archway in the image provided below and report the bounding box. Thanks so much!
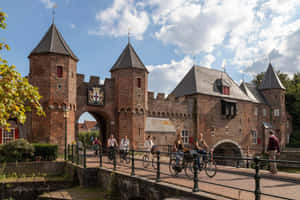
[212,139,244,166]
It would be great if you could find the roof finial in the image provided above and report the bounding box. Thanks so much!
[128,27,131,44]
[221,59,226,72]
[52,3,57,24]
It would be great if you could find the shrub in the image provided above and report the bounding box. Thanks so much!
[32,143,58,161]
[78,131,100,147]
[0,139,34,162]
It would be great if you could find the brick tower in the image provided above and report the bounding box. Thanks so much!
[110,42,148,148]
[259,63,287,146]
[28,23,78,151]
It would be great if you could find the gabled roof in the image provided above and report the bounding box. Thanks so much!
[258,63,285,90]
[171,66,251,101]
[240,82,267,104]
[110,43,148,72]
[29,23,78,61]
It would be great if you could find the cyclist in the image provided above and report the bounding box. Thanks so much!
[174,134,184,168]
[92,137,101,156]
[144,136,154,159]
[107,134,118,161]
[195,133,209,169]
[120,135,130,162]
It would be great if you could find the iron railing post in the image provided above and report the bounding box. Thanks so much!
[71,144,74,163]
[99,145,103,168]
[76,144,79,165]
[113,147,117,171]
[131,149,135,176]
[193,153,199,192]
[156,151,160,182]
[67,144,70,161]
[254,156,261,200]
[83,144,87,169]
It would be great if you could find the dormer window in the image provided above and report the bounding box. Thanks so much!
[57,66,63,78]
[223,86,230,95]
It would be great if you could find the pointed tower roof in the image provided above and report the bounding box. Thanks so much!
[110,43,148,72]
[29,23,78,61]
[258,63,285,90]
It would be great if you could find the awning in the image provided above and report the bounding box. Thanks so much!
[145,117,176,133]
[221,99,237,103]
[263,122,272,129]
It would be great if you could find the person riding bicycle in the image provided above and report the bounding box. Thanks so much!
[107,134,118,161]
[92,137,101,156]
[144,136,154,159]
[174,134,184,168]
[120,135,130,162]
[195,133,209,169]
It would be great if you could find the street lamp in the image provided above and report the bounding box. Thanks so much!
[64,107,69,161]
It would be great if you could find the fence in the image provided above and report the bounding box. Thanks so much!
[67,144,300,200]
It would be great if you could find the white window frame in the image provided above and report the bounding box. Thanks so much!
[251,130,257,144]
[181,130,189,144]
[274,109,280,117]
[263,108,266,117]
[254,107,258,116]
[2,128,15,144]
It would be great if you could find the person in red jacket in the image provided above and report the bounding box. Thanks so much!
[267,130,280,174]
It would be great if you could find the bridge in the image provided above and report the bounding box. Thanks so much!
[66,145,300,200]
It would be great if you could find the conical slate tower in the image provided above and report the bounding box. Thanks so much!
[29,23,78,61]
[258,63,285,90]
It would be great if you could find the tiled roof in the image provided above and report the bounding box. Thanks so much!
[258,63,285,90]
[240,82,267,104]
[110,43,148,72]
[29,23,78,61]
[171,66,251,101]
[84,121,97,130]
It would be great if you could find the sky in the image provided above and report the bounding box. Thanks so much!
[2,0,300,122]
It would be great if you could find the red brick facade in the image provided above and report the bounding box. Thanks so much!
[23,23,292,156]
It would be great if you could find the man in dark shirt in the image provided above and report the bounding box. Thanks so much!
[267,130,280,174]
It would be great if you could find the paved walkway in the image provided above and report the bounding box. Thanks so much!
[83,151,300,200]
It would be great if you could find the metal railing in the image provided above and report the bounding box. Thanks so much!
[68,144,300,200]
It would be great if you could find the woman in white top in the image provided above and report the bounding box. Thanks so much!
[120,135,130,162]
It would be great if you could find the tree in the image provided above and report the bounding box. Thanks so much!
[0,9,44,129]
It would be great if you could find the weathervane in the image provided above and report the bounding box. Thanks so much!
[128,27,131,44]
[52,3,57,24]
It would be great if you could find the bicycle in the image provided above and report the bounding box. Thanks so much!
[169,151,192,177]
[185,150,217,178]
[120,149,130,164]
[142,151,157,169]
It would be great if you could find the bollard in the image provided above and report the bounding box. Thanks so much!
[192,153,199,192]
[76,144,79,165]
[83,144,87,169]
[71,144,74,163]
[254,156,261,200]
[156,151,160,182]
[131,149,135,176]
[113,148,116,171]
[99,145,103,168]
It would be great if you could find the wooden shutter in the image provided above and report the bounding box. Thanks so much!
[15,128,19,140]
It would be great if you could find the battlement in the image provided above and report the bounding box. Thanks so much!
[77,73,85,85]
[89,76,101,85]
[148,91,187,103]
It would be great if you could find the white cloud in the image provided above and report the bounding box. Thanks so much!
[147,56,193,93]
[41,0,56,9]
[201,54,215,67]
[89,0,149,40]
[70,24,76,29]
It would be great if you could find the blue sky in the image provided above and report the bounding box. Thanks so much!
[2,0,300,122]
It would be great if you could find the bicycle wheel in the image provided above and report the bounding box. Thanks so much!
[143,154,150,168]
[204,160,217,178]
[169,159,179,176]
[184,161,194,178]
[152,155,157,169]
[124,153,131,164]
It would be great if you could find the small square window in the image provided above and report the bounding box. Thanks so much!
[57,66,63,78]
[251,130,257,144]
[181,130,189,144]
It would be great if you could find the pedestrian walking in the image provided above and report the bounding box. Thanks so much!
[267,130,280,174]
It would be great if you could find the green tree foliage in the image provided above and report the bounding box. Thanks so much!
[78,131,100,147]
[0,9,44,129]
[252,71,300,144]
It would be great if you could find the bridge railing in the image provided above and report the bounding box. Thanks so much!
[71,144,300,200]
